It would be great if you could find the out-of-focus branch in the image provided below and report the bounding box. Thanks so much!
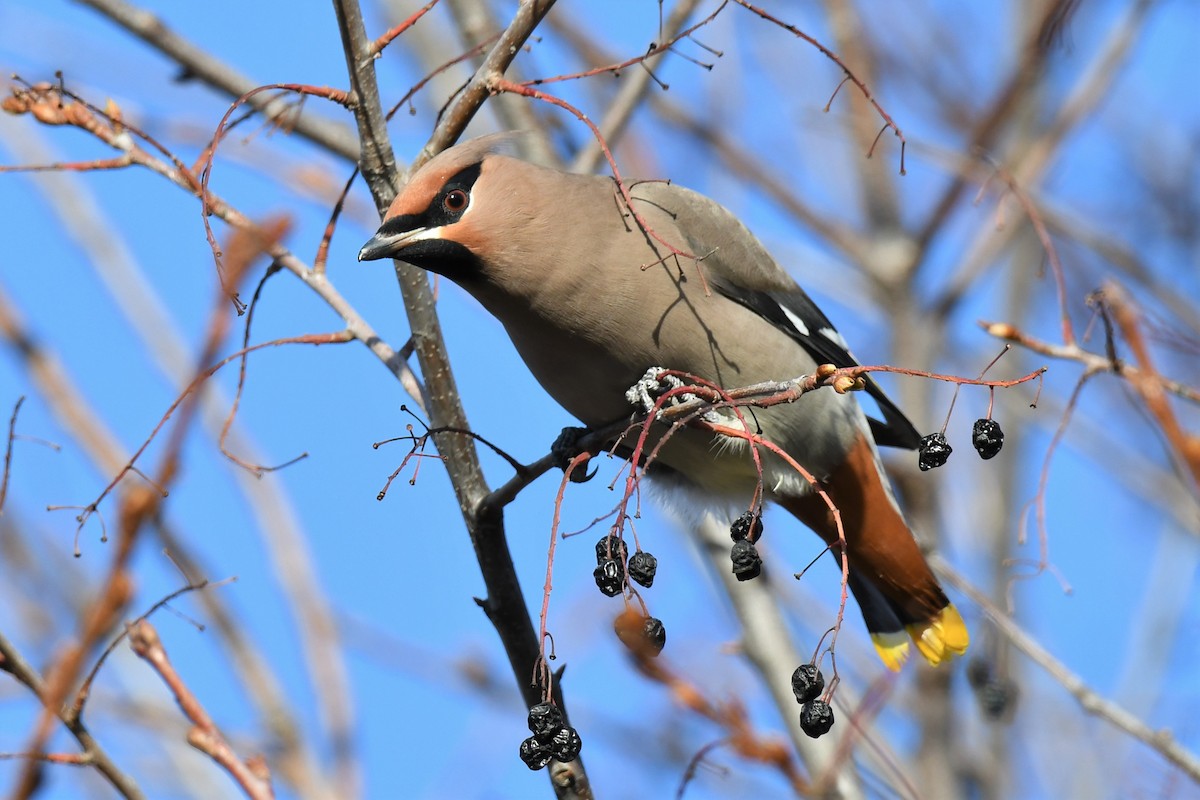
[983,319,1200,408]
[0,120,357,798]
[1104,285,1200,495]
[694,515,867,800]
[0,630,145,799]
[569,0,709,174]
[912,0,1082,260]
[128,621,274,800]
[933,555,1200,785]
[71,0,360,161]
[822,0,902,235]
[0,247,335,800]
[928,0,1155,320]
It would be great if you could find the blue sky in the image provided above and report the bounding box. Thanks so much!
[2,1,1198,798]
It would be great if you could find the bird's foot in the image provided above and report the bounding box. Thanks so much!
[625,367,720,423]
[551,426,596,483]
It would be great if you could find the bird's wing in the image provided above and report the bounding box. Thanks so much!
[633,180,922,450]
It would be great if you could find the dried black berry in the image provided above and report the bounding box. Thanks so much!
[972,418,1005,459]
[980,681,1014,719]
[527,702,565,737]
[642,616,667,656]
[593,560,623,596]
[548,725,583,762]
[730,511,764,542]
[966,658,991,690]
[595,534,628,564]
[918,432,953,471]
[519,735,554,770]
[627,550,658,587]
[799,700,835,738]
[790,663,825,704]
[730,539,762,581]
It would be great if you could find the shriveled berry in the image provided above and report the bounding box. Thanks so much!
[548,725,583,762]
[519,735,554,770]
[527,702,564,737]
[966,658,991,690]
[791,663,825,704]
[642,616,667,656]
[730,539,762,581]
[627,550,658,587]
[595,534,628,564]
[918,432,952,471]
[972,418,1004,459]
[593,560,623,596]
[799,700,835,738]
[730,511,764,542]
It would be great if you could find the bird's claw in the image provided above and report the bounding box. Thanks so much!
[551,426,597,483]
[625,367,721,423]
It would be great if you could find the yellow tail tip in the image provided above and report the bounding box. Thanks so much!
[871,632,911,672]
[906,605,969,667]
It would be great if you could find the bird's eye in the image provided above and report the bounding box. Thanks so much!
[443,189,469,212]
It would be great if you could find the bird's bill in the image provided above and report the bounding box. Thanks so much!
[357,225,442,262]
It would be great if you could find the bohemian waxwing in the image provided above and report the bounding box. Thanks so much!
[359,134,968,670]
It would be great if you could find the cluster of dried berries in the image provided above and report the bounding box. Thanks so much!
[791,663,834,738]
[918,418,1006,471]
[519,702,583,770]
[729,510,764,581]
[593,534,657,596]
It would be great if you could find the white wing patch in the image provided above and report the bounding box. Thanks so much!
[780,306,810,337]
[818,326,850,351]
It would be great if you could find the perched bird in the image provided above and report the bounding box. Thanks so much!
[359,134,967,670]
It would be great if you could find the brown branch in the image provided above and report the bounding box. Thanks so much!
[1103,285,1200,495]
[0,630,145,799]
[0,250,343,798]
[2,79,420,400]
[129,621,275,799]
[333,1,590,796]
[420,0,558,162]
[0,395,23,515]
[983,320,1200,406]
[73,0,360,160]
[9,214,261,797]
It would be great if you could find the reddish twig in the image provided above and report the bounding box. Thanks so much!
[614,610,809,792]
[1103,285,1200,495]
[314,168,360,275]
[72,573,234,719]
[385,36,499,122]
[129,621,274,799]
[526,1,728,86]
[986,161,1076,346]
[730,0,907,173]
[368,0,441,57]
[197,84,353,308]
